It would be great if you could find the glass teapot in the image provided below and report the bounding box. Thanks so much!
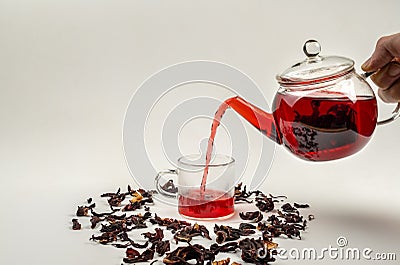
[227,40,400,161]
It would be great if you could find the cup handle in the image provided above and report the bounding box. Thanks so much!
[361,71,400,125]
[155,169,178,199]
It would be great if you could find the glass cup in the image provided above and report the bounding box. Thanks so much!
[155,154,236,220]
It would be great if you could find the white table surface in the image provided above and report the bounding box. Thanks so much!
[1,1,399,264]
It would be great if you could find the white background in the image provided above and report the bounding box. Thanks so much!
[0,1,399,264]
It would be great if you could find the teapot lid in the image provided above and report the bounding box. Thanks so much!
[277,40,354,86]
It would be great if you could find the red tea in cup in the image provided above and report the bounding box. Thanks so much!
[178,189,234,219]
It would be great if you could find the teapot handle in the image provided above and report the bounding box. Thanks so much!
[361,71,400,126]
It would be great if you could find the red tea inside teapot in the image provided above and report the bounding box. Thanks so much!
[272,92,377,160]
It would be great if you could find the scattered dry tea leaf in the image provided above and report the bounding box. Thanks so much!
[130,191,143,203]
[72,219,81,230]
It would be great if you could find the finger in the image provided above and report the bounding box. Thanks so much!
[370,61,400,90]
[362,33,400,72]
[378,78,400,103]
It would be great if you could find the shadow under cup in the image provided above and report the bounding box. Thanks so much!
[176,154,236,220]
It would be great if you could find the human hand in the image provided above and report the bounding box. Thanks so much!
[362,33,400,103]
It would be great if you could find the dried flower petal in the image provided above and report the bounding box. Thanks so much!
[72,219,81,230]
[239,211,263,222]
[294,202,310,208]
[130,191,143,203]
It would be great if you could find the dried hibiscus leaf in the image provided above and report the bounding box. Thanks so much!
[239,210,263,222]
[90,207,118,217]
[121,201,141,212]
[72,219,81,230]
[210,242,238,254]
[215,230,228,244]
[152,240,170,256]
[239,223,256,230]
[90,216,103,229]
[126,247,140,258]
[238,238,277,264]
[123,248,155,263]
[268,194,287,201]
[234,183,253,203]
[294,202,310,208]
[132,241,149,249]
[163,244,210,265]
[90,231,118,244]
[277,210,303,224]
[142,228,164,243]
[255,196,275,212]
[173,223,211,243]
[76,203,95,216]
[108,194,126,207]
[214,225,241,244]
[100,222,126,233]
[130,191,143,203]
[149,214,191,231]
[281,203,298,213]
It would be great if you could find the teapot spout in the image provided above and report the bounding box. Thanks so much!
[226,96,282,145]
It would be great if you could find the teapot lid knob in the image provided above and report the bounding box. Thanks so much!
[303,39,321,57]
[277,39,354,86]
